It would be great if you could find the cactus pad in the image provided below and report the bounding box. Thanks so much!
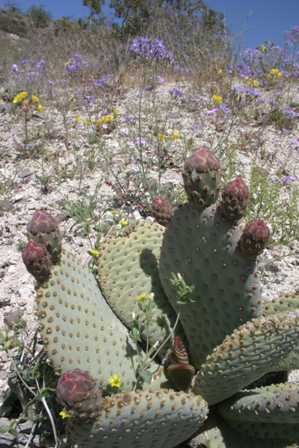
[193,313,299,404]
[36,249,143,389]
[98,221,177,352]
[159,202,262,367]
[66,388,208,448]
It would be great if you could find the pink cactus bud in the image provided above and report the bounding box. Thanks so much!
[56,369,98,408]
[172,336,190,365]
[27,210,61,263]
[57,369,102,419]
[152,196,173,226]
[219,176,249,221]
[22,241,52,282]
[238,219,270,257]
[27,210,59,235]
[183,148,221,208]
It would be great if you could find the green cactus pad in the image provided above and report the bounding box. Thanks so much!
[98,221,178,352]
[193,313,299,405]
[66,389,208,448]
[218,383,299,424]
[194,419,293,448]
[261,293,299,316]
[159,203,262,367]
[226,421,299,441]
[261,294,299,370]
[36,250,163,390]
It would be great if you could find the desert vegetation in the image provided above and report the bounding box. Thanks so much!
[0,1,298,447]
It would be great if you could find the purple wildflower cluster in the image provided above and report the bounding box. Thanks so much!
[233,84,261,98]
[129,36,174,63]
[11,58,47,86]
[65,53,86,74]
[168,87,183,98]
[285,26,299,45]
[94,74,113,88]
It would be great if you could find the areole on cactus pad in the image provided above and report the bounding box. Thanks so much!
[21,147,299,448]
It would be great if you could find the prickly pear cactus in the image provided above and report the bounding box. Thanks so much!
[158,148,270,367]
[20,147,299,448]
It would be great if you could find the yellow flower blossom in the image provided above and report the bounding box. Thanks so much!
[59,408,73,419]
[88,248,100,258]
[247,78,260,88]
[75,115,82,124]
[36,104,44,113]
[212,95,223,106]
[158,133,166,142]
[31,95,39,104]
[135,292,153,303]
[169,130,181,141]
[108,374,122,389]
[119,218,129,228]
[96,114,114,127]
[269,68,282,79]
[13,91,29,104]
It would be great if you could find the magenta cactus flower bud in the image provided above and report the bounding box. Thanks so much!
[219,176,249,222]
[56,369,102,418]
[27,210,61,263]
[238,219,270,257]
[22,240,52,282]
[164,336,195,390]
[183,147,221,209]
[152,196,173,226]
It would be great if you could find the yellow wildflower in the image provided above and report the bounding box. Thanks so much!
[247,78,260,88]
[112,109,119,119]
[31,95,39,104]
[36,104,44,113]
[96,114,114,127]
[119,218,129,228]
[212,95,223,106]
[169,130,181,141]
[59,408,72,419]
[259,44,268,54]
[12,91,29,104]
[135,292,153,303]
[269,68,282,79]
[75,115,82,124]
[158,133,166,142]
[88,248,100,258]
[108,374,122,389]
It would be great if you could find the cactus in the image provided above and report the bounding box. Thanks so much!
[57,368,208,448]
[27,210,62,262]
[21,147,299,447]
[151,196,173,226]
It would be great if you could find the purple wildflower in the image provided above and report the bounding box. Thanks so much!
[282,175,297,185]
[169,87,183,98]
[66,54,84,74]
[285,26,299,45]
[94,75,112,88]
[11,64,19,73]
[233,84,261,97]
[129,36,174,62]
[283,108,299,119]
[36,59,46,72]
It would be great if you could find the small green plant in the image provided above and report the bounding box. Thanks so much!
[246,163,299,245]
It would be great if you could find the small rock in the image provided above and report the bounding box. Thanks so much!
[3,310,24,328]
